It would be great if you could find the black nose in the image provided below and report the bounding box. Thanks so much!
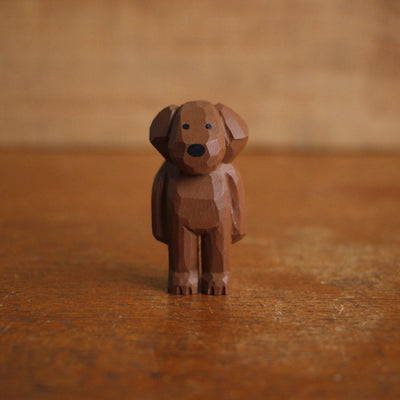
[187,144,205,157]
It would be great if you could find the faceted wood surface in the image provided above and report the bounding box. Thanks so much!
[150,101,248,295]
[1,152,400,399]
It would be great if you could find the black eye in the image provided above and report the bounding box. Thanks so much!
[205,123,212,130]
[182,124,190,130]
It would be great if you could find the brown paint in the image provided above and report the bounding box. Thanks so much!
[150,101,248,295]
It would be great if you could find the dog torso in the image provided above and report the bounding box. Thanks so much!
[164,161,231,234]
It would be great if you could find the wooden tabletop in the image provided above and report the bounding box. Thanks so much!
[1,151,399,399]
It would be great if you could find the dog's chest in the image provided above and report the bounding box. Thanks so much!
[169,170,228,229]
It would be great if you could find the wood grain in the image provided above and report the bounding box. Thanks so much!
[0,151,399,399]
[1,0,400,150]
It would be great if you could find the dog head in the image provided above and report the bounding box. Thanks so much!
[150,100,248,175]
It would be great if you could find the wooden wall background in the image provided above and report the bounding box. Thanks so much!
[0,0,399,150]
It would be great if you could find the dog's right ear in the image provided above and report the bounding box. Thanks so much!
[149,105,178,159]
[215,103,248,163]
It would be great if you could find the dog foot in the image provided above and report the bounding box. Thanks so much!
[168,272,198,295]
[201,273,230,295]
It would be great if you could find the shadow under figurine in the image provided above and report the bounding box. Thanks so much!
[150,100,248,295]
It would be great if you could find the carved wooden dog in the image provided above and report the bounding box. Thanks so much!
[150,100,248,295]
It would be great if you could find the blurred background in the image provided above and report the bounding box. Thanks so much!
[1,0,399,151]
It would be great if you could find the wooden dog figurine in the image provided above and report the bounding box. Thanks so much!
[150,100,248,295]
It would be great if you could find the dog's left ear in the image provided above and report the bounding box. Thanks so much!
[150,104,178,159]
[215,103,248,163]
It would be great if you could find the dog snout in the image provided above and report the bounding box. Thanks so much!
[187,144,205,157]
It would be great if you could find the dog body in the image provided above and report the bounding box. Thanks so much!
[150,101,248,295]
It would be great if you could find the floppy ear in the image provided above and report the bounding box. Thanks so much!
[149,104,178,159]
[215,103,248,163]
